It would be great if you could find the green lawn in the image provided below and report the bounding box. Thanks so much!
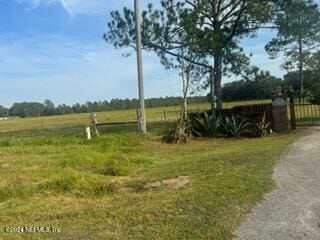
[0,102,305,239]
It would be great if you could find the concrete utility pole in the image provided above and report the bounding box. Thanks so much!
[134,0,147,134]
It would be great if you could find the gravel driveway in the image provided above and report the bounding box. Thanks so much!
[235,127,320,240]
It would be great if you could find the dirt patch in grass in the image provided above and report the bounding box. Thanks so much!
[144,176,191,189]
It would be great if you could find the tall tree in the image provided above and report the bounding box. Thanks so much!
[305,51,320,103]
[104,0,274,113]
[305,50,320,76]
[265,0,320,100]
[43,99,56,115]
[223,68,282,101]
[0,105,8,118]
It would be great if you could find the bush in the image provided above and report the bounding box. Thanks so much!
[253,111,271,137]
[190,112,272,139]
[220,115,250,137]
[191,112,220,137]
[310,83,320,104]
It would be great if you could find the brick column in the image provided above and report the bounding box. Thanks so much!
[272,96,289,133]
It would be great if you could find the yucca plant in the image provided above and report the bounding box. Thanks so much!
[220,114,250,137]
[192,112,220,137]
[254,111,271,137]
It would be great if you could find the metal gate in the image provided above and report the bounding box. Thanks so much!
[294,103,320,126]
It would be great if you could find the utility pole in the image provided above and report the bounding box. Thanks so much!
[134,0,147,134]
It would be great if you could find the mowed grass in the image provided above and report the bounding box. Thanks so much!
[0,100,305,239]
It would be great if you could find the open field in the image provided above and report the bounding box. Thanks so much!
[0,100,271,135]
[0,101,306,239]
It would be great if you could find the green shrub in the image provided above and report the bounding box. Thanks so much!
[192,112,220,137]
[253,112,271,137]
[220,115,250,137]
[310,83,320,104]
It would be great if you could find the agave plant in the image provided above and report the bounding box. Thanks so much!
[254,111,271,137]
[192,112,220,137]
[220,114,250,137]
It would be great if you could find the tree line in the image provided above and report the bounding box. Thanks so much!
[0,96,208,118]
[1,66,319,118]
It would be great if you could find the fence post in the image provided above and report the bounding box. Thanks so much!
[86,127,91,140]
[289,94,296,130]
[90,112,99,136]
[163,109,168,132]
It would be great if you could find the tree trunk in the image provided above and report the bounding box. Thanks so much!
[214,54,223,112]
[210,68,215,116]
[183,78,187,113]
[181,66,189,122]
[299,34,304,103]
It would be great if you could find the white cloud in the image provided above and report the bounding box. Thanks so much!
[17,0,130,16]
[17,0,157,16]
[58,0,110,16]
[0,32,178,106]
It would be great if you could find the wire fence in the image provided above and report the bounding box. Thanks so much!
[0,114,177,139]
[0,100,277,139]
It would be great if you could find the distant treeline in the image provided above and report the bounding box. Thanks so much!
[0,96,208,118]
[1,69,319,118]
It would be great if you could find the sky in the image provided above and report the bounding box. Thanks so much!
[0,0,291,107]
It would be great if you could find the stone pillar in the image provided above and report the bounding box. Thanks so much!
[272,96,289,133]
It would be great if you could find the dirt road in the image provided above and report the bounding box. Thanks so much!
[236,127,320,240]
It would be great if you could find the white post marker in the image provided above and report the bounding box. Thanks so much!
[86,127,91,140]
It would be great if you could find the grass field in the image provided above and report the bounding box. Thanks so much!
[0,100,306,240]
[0,100,271,135]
